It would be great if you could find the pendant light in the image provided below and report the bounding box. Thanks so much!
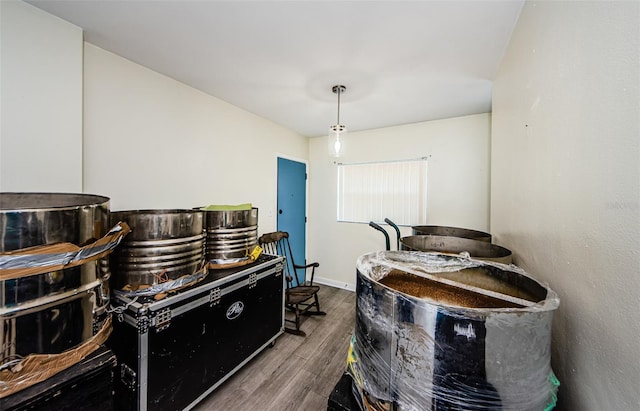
[328,85,346,158]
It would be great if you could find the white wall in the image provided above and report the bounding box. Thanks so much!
[491,2,639,410]
[308,113,491,290]
[83,43,308,233]
[0,0,83,192]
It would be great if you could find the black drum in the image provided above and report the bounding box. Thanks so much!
[350,251,559,410]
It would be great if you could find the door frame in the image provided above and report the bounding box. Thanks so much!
[274,153,309,263]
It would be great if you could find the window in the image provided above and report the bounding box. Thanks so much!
[337,158,427,225]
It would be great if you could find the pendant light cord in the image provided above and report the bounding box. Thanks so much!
[336,86,341,125]
[332,85,346,128]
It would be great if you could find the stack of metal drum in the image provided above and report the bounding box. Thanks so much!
[0,196,261,378]
[0,193,112,383]
[107,206,259,291]
[0,195,262,401]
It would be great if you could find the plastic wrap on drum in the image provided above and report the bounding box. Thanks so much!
[348,251,560,411]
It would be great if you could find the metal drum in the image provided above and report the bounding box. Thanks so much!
[1,281,109,365]
[0,192,111,364]
[350,251,560,411]
[203,208,258,262]
[0,193,110,252]
[109,209,205,289]
[400,234,512,264]
[411,225,492,242]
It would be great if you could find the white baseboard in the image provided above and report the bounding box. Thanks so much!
[314,276,356,292]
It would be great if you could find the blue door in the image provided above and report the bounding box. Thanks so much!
[277,157,306,286]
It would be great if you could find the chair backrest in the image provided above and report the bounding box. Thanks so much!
[258,231,303,287]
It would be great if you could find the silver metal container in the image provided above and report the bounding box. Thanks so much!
[411,225,492,242]
[1,281,109,367]
[0,192,110,252]
[400,235,512,264]
[109,209,205,289]
[0,192,111,364]
[203,208,258,262]
[350,251,559,411]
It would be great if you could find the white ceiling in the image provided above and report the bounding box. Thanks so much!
[27,0,524,137]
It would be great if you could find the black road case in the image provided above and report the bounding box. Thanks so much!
[108,254,285,411]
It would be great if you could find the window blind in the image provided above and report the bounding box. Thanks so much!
[337,158,427,225]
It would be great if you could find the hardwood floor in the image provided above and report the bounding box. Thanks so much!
[194,285,356,411]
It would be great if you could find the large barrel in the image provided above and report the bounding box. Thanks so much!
[411,225,492,242]
[350,251,560,411]
[109,209,205,289]
[400,234,512,264]
[203,208,258,262]
[0,193,111,365]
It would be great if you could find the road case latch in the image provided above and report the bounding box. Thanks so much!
[209,287,222,306]
[248,272,258,289]
[274,262,284,277]
[153,307,172,332]
[275,262,284,276]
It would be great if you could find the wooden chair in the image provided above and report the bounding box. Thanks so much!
[258,231,325,336]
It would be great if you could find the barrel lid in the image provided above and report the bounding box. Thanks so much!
[0,192,109,211]
[356,251,559,313]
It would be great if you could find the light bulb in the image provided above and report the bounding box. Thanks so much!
[328,124,346,158]
[333,136,342,154]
